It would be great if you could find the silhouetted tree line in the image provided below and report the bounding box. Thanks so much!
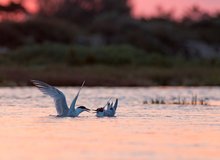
[0,0,220,58]
[0,2,27,13]
[38,0,130,25]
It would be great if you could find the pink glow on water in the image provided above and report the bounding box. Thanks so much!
[0,87,220,159]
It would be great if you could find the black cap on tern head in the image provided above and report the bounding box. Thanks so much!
[95,107,104,112]
[77,106,90,111]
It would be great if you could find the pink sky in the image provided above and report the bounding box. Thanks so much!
[132,0,220,17]
[1,0,220,17]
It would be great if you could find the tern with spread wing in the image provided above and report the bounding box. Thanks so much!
[94,98,118,117]
[31,80,90,117]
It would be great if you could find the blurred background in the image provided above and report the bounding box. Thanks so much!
[0,0,220,86]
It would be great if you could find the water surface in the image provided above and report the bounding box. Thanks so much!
[0,87,219,160]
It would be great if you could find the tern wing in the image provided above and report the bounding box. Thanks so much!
[69,81,85,113]
[31,80,69,116]
[107,102,113,111]
[103,97,112,109]
[113,98,118,111]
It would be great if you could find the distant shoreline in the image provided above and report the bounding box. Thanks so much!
[1,65,220,87]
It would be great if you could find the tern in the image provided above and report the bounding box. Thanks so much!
[31,80,90,117]
[94,98,118,117]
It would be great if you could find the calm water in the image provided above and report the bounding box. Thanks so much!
[0,87,219,160]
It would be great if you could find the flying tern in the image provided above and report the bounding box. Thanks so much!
[31,80,90,117]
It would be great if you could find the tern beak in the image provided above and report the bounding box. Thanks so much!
[85,108,90,112]
[92,109,97,113]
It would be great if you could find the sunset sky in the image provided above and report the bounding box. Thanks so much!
[1,0,220,17]
[132,0,220,17]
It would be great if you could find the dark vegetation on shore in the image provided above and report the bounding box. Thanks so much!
[0,0,220,86]
[143,95,209,106]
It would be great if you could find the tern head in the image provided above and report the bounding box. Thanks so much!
[93,107,105,117]
[94,107,104,113]
[77,106,90,112]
